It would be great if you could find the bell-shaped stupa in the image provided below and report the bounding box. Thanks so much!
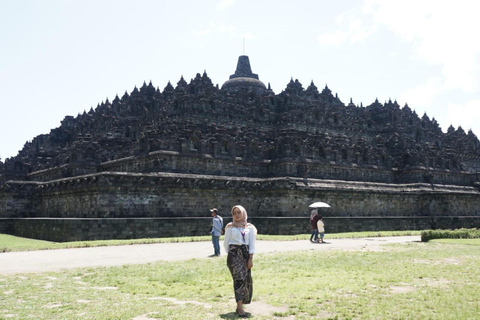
[221,55,266,94]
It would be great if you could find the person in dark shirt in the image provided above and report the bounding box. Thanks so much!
[309,209,319,242]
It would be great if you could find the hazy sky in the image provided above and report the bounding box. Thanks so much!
[1,0,480,160]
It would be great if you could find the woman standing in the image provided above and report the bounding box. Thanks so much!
[223,205,257,318]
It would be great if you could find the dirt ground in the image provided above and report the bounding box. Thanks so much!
[0,236,419,275]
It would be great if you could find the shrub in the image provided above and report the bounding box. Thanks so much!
[421,228,480,242]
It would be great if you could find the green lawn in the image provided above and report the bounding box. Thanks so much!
[0,233,213,252]
[1,236,479,319]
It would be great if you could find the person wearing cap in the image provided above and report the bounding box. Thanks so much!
[210,208,223,257]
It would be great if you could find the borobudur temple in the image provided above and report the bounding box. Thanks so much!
[1,55,479,241]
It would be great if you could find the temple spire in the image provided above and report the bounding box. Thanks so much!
[230,55,259,80]
[221,55,266,93]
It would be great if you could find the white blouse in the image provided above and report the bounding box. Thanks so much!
[317,220,325,233]
[223,225,256,254]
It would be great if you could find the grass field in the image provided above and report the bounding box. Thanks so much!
[1,234,479,319]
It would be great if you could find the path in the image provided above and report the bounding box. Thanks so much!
[0,236,420,275]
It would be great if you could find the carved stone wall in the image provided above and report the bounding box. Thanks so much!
[1,56,480,241]
[2,172,479,218]
[2,171,479,240]
[3,73,480,186]
[24,150,479,188]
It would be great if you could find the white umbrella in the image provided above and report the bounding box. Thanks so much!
[309,201,331,208]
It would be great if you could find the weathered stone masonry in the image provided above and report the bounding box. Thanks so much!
[1,170,479,241]
[1,55,479,241]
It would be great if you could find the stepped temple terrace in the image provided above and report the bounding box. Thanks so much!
[1,55,479,241]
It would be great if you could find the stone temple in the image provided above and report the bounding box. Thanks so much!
[1,55,479,241]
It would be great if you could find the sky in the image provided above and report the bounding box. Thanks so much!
[1,0,480,160]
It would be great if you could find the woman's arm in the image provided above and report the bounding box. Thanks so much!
[223,226,232,253]
[247,226,256,254]
[248,226,256,269]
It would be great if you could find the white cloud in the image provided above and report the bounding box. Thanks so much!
[322,0,480,136]
[445,99,480,134]
[364,0,480,93]
[216,0,235,11]
[193,27,211,36]
[321,1,480,95]
[318,30,349,46]
[399,78,441,109]
[242,31,255,41]
[193,21,237,37]
[318,8,375,45]
[218,23,236,36]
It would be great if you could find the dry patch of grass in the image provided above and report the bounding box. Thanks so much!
[148,296,212,308]
[389,285,416,294]
[248,300,289,316]
[413,257,462,265]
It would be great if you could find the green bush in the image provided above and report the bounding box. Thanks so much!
[421,228,480,242]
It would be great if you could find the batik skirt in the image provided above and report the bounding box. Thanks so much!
[226,244,253,304]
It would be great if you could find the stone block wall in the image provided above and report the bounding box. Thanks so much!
[3,217,216,242]
[0,182,39,218]
[1,216,479,242]
[3,173,480,220]
[0,219,11,234]
[1,172,480,241]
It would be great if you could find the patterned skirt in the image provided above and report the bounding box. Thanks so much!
[227,244,253,304]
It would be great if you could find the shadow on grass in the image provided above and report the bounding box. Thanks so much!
[220,312,251,318]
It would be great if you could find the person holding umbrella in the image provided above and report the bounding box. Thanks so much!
[308,202,331,243]
[309,209,319,242]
